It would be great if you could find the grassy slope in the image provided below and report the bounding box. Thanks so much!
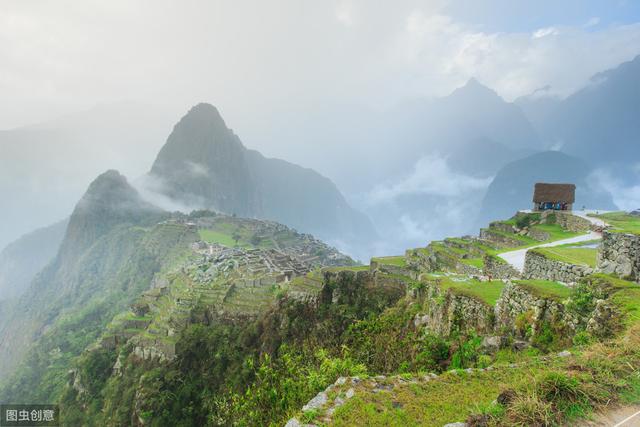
[327,275,640,426]
[595,211,640,235]
[425,274,505,306]
[372,256,407,267]
[515,279,572,301]
[534,246,597,267]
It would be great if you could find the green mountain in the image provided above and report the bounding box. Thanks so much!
[0,219,67,301]
[0,170,175,395]
[0,169,355,408]
[146,103,376,253]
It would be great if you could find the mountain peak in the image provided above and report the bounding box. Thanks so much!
[450,77,500,100]
[84,169,129,197]
[177,102,227,132]
[59,170,164,260]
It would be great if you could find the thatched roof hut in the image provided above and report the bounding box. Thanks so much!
[533,183,576,204]
[533,183,576,211]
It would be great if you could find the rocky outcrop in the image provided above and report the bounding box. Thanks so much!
[412,281,494,337]
[523,250,593,283]
[321,270,406,312]
[484,255,520,279]
[597,231,640,281]
[586,299,620,338]
[494,282,578,339]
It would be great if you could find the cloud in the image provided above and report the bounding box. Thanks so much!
[185,161,209,177]
[533,27,560,38]
[367,154,492,204]
[584,17,601,28]
[589,168,640,211]
[359,154,492,255]
[1,1,639,130]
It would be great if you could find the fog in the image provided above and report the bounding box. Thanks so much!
[2,0,640,255]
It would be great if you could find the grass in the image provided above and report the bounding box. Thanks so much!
[588,274,640,327]
[330,363,557,427]
[198,229,243,247]
[325,265,370,273]
[327,321,640,427]
[533,246,597,267]
[460,258,483,268]
[594,211,640,235]
[531,224,582,241]
[515,280,572,301]
[424,274,506,306]
[372,256,407,267]
[486,224,583,256]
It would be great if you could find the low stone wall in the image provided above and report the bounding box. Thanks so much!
[597,231,640,281]
[479,229,523,249]
[543,211,591,232]
[370,260,411,277]
[405,248,438,278]
[322,269,407,310]
[456,261,482,276]
[488,221,516,234]
[527,228,550,241]
[483,254,520,279]
[523,250,594,284]
[494,282,578,339]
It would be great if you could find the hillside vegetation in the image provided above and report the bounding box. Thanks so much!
[2,207,639,427]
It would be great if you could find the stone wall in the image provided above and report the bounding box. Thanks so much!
[488,221,516,234]
[479,229,523,249]
[542,211,591,232]
[405,248,438,278]
[321,269,407,311]
[597,231,640,281]
[494,282,578,339]
[370,260,411,277]
[523,250,594,284]
[483,255,520,279]
[455,261,482,276]
[527,228,550,241]
[412,282,494,337]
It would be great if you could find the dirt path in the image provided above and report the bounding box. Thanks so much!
[497,210,608,272]
[578,405,640,426]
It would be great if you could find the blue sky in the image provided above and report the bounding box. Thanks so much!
[446,0,640,32]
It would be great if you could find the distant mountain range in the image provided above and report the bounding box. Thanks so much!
[0,219,67,301]
[517,55,640,166]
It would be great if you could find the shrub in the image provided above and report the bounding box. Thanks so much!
[450,335,482,369]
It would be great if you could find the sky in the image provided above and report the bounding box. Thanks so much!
[1,0,640,254]
[1,0,640,132]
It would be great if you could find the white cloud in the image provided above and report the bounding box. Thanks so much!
[585,17,600,28]
[367,154,493,204]
[1,1,639,130]
[335,1,354,27]
[533,27,560,38]
[589,168,640,211]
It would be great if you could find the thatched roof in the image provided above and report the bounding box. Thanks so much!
[533,183,576,203]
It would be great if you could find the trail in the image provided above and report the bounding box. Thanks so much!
[578,405,640,426]
[497,210,609,272]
